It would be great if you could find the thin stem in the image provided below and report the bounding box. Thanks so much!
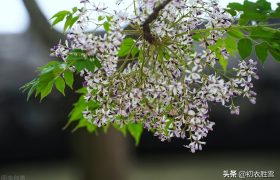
[176,23,280,37]
[133,0,137,16]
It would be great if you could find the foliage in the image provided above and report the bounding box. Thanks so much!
[225,0,280,64]
[50,7,79,32]
[22,0,280,152]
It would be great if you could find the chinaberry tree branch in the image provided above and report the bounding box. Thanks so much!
[142,0,173,44]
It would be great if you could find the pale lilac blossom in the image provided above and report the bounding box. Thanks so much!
[54,0,259,153]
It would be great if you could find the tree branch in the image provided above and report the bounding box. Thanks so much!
[142,0,173,44]
[22,0,63,46]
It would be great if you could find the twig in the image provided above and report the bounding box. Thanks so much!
[142,0,173,44]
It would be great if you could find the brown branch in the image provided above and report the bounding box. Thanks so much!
[142,0,173,44]
[22,0,63,46]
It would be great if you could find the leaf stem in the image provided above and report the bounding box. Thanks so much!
[176,23,280,37]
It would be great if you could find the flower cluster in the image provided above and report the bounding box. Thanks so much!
[51,0,258,153]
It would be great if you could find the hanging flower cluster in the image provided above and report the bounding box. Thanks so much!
[49,0,260,153]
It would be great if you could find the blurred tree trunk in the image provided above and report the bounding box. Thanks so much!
[22,1,130,180]
[22,0,63,46]
[77,128,129,180]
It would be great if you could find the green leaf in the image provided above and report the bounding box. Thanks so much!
[72,7,78,13]
[76,87,87,94]
[55,76,66,95]
[64,15,79,32]
[38,61,64,75]
[106,16,113,22]
[21,79,39,101]
[69,96,86,122]
[98,16,105,21]
[40,80,54,100]
[67,54,85,61]
[250,27,279,42]
[226,0,276,24]
[243,0,258,13]
[26,80,38,100]
[131,47,139,57]
[93,59,102,69]
[225,9,237,16]
[103,21,111,32]
[22,60,69,100]
[114,124,127,136]
[238,38,253,60]
[87,100,100,110]
[227,2,243,11]
[192,33,202,41]
[67,52,99,72]
[242,12,267,21]
[227,29,244,39]
[75,59,96,71]
[86,123,97,133]
[50,10,70,20]
[127,123,143,146]
[219,55,228,72]
[72,118,97,133]
[138,50,144,62]
[239,14,250,25]
[64,91,100,131]
[118,38,139,57]
[269,48,280,62]
[70,49,85,54]
[224,36,238,56]
[255,42,269,64]
[64,70,74,89]
[113,115,127,136]
[36,72,55,96]
[51,15,67,28]
[64,14,73,32]
[69,16,79,29]
[256,0,272,13]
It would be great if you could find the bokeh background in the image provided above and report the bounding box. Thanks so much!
[0,0,279,180]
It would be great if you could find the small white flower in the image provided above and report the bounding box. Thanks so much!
[51,0,260,153]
